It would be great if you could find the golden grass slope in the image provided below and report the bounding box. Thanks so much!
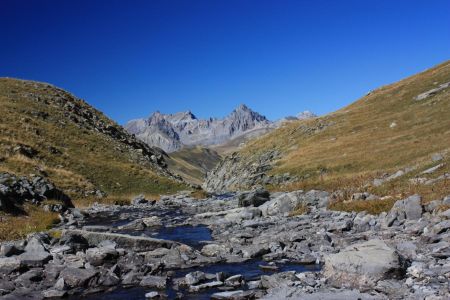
[0,78,187,204]
[239,60,450,203]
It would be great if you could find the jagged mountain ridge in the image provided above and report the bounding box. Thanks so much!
[126,104,315,152]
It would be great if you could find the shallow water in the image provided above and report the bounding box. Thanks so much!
[79,260,321,300]
[112,224,212,249]
[79,208,321,299]
[84,207,212,248]
[152,225,212,248]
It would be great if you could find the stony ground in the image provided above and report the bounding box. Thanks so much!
[1,190,450,299]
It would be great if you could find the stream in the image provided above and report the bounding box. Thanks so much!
[69,202,321,299]
[78,260,320,299]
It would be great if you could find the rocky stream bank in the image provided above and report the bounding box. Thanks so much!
[1,190,450,299]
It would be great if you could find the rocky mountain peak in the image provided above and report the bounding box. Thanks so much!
[148,111,165,123]
[125,104,273,152]
[229,104,268,122]
[234,103,250,112]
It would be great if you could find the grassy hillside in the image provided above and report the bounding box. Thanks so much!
[0,78,187,205]
[167,146,221,185]
[234,61,450,204]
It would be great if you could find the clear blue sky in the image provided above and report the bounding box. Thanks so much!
[1,0,449,124]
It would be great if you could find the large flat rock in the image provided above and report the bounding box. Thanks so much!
[263,289,387,300]
[62,230,178,252]
[323,239,403,289]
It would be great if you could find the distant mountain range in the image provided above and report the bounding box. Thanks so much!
[125,104,316,152]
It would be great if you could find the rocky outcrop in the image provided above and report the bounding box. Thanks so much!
[414,81,450,100]
[203,150,290,192]
[204,119,335,191]
[0,172,70,212]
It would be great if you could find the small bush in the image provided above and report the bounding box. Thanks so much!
[289,203,309,216]
[191,189,209,200]
[328,198,397,215]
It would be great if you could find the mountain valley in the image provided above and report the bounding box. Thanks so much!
[0,61,449,300]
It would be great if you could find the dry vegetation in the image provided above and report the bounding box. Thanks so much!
[74,193,163,208]
[328,198,398,215]
[289,203,309,216]
[0,78,187,201]
[241,61,450,212]
[190,189,210,200]
[0,78,189,240]
[0,204,60,241]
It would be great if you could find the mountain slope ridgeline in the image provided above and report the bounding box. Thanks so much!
[0,78,187,204]
[205,61,450,202]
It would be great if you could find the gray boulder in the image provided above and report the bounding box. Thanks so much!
[323,239,403,289]
[15,269,43,287]
[224,274,244,287]
[189,280,223,292]
[142,216,162,227]
[117,219,146,231]
[58,267,98,288]
[0,243,22,257]
[211,290,246,299]
[303,190,330,208]
[201,244,229,257]
[18,237,52,267]
[145,291,161,299]
[185,271,206,285]
[0,257,22,274]
[424,200,442,213]
[259,190,330,216]
[263,289,387,300]
[259,191,303,216]
[62,230,177,252]
[238,189,270,207]
[386,195,423,226]
[85,247,119,266]
[140,275,167,289]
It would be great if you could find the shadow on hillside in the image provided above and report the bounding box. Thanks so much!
[0,190,73,216]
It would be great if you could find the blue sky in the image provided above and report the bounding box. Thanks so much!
[1,0,449,124]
